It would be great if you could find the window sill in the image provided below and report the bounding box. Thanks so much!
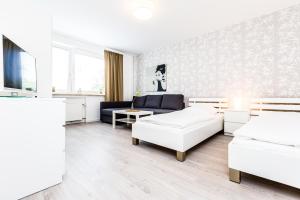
[52,92,105,97]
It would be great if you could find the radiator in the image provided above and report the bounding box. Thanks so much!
[65,97,85,122]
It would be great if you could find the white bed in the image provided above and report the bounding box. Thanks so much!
[132,98,226,161]
[228,98,300,189]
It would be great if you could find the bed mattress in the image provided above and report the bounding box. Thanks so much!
[233,112,300,147]
[132,115,223,152]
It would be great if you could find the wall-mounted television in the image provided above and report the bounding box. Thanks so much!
[3,35,37,92]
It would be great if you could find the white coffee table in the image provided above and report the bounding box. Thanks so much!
[112,109,154,129]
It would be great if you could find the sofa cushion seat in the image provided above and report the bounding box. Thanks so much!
[101,107,131,116]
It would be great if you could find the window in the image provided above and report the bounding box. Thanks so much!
[52,47,69,91]
[52,45,105,94]
[74,54,105,93]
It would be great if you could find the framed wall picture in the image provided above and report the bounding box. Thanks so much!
[145,64,167,92]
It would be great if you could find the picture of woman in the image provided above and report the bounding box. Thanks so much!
[146,64,167,92]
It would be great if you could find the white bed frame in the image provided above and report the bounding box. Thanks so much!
[229,98,300,189]
[132,98,226,161]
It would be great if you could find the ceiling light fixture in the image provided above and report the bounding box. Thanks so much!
[133,0,154,20]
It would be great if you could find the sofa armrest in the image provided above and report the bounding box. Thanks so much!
[100,101,132,110]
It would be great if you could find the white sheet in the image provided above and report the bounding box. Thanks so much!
[234,112,300,147]
[139,105,218,129]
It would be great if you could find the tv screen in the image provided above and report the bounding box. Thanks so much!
[3,36,37,92]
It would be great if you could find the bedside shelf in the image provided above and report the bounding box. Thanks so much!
[224,110,250,136]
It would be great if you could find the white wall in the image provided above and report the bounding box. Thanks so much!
[123,54,134,101]
[53,32,105,58]
[136,4,300,99]
[0,1,52,97]
[85,96,105,122]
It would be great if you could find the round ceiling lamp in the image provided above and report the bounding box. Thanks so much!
[133,0,154,20]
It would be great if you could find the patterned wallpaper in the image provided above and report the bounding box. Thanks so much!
[135,4,300,98]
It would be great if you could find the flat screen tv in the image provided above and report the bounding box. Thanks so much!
[3,35,37,92]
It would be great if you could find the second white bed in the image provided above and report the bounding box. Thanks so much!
[229,137,300,188]
[228,112,300,189]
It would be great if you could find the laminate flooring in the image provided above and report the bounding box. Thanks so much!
[23,123,300,200]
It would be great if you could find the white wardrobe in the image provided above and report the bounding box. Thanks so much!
[0,98,65,200]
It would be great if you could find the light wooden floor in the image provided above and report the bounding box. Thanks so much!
[23,123,300,200]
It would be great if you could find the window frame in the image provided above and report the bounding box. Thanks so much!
[52,44,105,95]
[52,45,72,93]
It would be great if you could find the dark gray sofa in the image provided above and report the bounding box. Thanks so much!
[100,94,185,124]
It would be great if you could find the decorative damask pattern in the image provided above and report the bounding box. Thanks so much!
[277,5,300,97]
[135,4,300,98]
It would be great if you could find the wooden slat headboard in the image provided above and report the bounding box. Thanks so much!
[251,98,300,116]
[188,98,229,113]
[188,98,300,115]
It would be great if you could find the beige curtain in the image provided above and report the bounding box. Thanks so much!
[104,50,123,101]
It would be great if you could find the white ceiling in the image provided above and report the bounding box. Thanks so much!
[34,0,300,54]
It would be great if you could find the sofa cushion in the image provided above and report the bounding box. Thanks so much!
[144,95,163,109]
[101,107,131,116]
[161,94,184,110]
[133,96,146,108]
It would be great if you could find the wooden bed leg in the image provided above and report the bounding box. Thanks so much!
[229,168,241,183]
[132,138,139,145]
[176,151,186,162]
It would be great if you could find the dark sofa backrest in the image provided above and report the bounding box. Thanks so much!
[144,95,163,108]
[132,96,147,108]
[161,94,184,110]
[135,94,184,110]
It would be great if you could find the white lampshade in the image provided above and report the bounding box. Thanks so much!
[132,0,154,20]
